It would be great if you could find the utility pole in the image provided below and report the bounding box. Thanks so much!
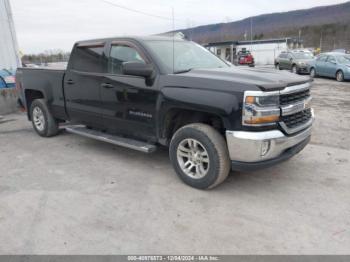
[250,17,253,51]
[172,7,175,74]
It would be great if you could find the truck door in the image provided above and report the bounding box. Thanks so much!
[64,42,106,127]
[100,41,158,141]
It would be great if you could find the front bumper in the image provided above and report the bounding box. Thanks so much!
[297,65,310,74]
[226,126,312,172]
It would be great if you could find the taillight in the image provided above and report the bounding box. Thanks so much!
[4,76,15,84]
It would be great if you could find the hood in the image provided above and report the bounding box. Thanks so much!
[296,59,314,63]
[181,67,311,91]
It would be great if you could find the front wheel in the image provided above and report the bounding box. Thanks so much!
[30,99,59,137]
[292,65,298,74]
[169,124,231,189]
[310,68,317,78]
[336,70,344,82]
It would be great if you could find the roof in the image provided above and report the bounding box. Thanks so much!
[322,52,350,56]
[76,35,185,46]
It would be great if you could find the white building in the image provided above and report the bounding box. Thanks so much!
[0,0,21,70]
[205,38,303,65]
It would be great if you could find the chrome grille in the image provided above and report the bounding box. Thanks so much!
[279,83,313,134]
[281,108,312,129]
[280,89,310,106]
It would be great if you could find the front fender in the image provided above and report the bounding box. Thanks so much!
[161,87,239,115]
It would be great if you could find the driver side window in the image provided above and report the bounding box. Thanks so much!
[317,55,328,62]
[328,56,336,63]
[108,44,146,75]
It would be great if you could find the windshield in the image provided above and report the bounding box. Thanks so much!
[292,52,314,59]
[336,55,350,64]
[144,40,229,74]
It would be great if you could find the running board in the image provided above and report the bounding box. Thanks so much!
[65,126,157,153]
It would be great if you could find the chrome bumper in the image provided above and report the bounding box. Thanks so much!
[226,126,312,163]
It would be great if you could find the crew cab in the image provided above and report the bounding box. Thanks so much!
[16,36,314,189]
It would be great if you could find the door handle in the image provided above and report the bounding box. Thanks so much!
[101,83,114,89]
[66,79,75,85]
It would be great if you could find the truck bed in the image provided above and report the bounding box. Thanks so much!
[16,67,68,120]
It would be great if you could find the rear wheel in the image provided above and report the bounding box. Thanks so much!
[30,99,59,137]
[169,123,230,189]
[336,70,344,82]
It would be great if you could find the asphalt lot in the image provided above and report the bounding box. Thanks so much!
[0,77,349,255]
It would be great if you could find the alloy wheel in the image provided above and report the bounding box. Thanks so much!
[176,138,210,179]
[310,68,316,78]
[336,71,344,82]
[32,106,45,131]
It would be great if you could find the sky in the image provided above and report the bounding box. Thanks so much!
[9,0,349,54]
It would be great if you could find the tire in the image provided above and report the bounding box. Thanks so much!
[310,67,317,78]
[291,65,298,74]
[276,63,282,70]
[169,123,231,190]
[336,70,344,82]
[30,99,59,137]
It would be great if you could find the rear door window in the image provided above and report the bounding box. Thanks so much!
[70,44,105,73]
[279,53,287,59]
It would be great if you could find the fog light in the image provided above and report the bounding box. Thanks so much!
[261,140,271,157]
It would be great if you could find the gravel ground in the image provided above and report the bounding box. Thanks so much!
[0,77,349,255]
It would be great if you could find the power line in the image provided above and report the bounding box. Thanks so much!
[100,0,182,22]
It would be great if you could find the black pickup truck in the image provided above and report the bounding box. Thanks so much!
[16,36,314,189]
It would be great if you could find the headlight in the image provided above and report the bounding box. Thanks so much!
[298,62,306,66]
[243,92,280,126]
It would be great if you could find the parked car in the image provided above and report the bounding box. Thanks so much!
[235,49,255,67]
[0,69,16,88]
[23,63,40,68]
[331,49,349,54]
[309,53,350,82]
[275,50,314,74]
[16,36,314,189]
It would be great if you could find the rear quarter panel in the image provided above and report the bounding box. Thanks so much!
[16,68,68,120]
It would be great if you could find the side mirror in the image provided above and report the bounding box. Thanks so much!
[122,61,154,78]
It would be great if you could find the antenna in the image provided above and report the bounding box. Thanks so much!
[172,7,175,74]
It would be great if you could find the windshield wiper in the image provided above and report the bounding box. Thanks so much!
[173,68,194,74]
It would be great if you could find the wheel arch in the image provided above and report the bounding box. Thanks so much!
[159,107,230,146]
[336,69,344,75]
[25,89,46,120]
